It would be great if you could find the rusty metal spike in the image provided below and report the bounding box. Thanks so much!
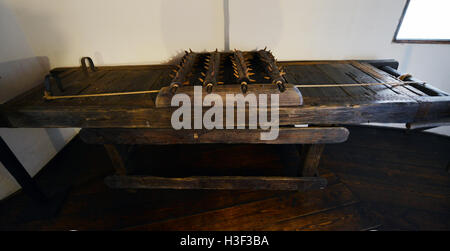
[199,78,204,82]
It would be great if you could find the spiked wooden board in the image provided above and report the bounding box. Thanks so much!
[155,50,302,107]
[155,84,302,107]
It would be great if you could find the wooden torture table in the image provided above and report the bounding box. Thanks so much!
[1,50,449,193]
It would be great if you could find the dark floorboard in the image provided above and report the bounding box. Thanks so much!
[0,125,448,230]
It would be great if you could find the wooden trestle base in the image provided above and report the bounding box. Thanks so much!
[79,127,347,191]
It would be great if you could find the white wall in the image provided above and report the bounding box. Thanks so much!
[0,0,79,200]
[5,0,225,67]
[1,0,448,200]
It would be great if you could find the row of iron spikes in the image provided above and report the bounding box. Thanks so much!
[169,48,285,78]
[260,46,287,77]
[169,49,194,79]
[169,48,286,94]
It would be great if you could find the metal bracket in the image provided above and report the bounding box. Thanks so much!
[44,73,64,96]
[81,57,96,76]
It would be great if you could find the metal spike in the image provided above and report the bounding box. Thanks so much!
[201,72,206,77]
[199,78,204,82]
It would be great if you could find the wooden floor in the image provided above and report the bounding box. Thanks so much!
[0,126,448,230]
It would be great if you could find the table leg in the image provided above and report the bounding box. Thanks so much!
[300,144,325,177]
[103,144,127,175]
[0,137,48,203]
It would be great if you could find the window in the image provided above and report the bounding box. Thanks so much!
[393,0,450,43]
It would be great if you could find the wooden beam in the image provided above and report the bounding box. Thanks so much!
[406,118,450,130]
[80,127,349,145]
[0,100,422,128]
[0,137,48,202]
[103,144,127,175]
[156,83,302,107]
[104,175,327,191]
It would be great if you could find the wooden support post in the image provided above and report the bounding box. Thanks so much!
[103,144,127,175]
[300,144,325,177]
[0,137,48,203]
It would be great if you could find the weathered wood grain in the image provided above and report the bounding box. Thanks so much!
[1,60,449,128]
[301,144,325,177]
[123,183,353,230]
[256,203,380,231]
[104,175,327,191]
[79,127,349,145]
[103,144,127,175]
[156,83,303,107]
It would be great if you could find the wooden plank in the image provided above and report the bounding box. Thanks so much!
[345,63,401,97]
[1,100,421,128]
[315,64,368,99]
[104,175,328,191]
[79,127,349,145]
[406,118,450,130]
[350,61,425,99]
[123,183,354,230]
[285,64,349,100]
[256,203,380,231]
[155,83,303,107]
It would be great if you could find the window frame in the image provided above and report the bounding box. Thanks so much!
[393,0,450,44]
